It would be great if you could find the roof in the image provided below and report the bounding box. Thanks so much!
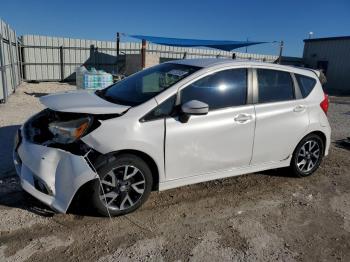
[169,58,319,78]
[170,58,235,68]
[304,36,350,43]
[170,58,285,69]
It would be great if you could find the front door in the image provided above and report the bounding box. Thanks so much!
[165,68,256,180]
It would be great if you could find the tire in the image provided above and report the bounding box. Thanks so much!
[290,134,324,177]
[92,154,153,217]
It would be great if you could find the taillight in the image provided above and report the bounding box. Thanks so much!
[320,93,329,115]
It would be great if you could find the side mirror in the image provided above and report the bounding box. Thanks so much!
[181,100,209,116]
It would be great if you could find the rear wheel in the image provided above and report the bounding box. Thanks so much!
[290,134,324,177]
[92,154,153,217]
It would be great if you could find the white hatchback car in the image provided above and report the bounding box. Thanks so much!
[14,59,331,216]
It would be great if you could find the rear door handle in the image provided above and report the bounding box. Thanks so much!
[234,113,253,123]
[293,105,306,112]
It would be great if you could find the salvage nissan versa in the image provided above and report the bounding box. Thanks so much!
[13,59,331,216]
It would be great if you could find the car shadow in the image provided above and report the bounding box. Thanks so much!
[0,174,101,218]
[0,125,57,217]
[258,167,295,178]
[0,175,56,217]
[24,91,49,98]
[333,139,350,151]
[0,125,21,178]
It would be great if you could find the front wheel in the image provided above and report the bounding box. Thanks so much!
[290,134,324,177]
[92,154,153,217]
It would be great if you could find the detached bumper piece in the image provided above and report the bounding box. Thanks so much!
[13,134,98,213]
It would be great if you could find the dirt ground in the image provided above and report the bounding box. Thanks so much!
[0,82,350,262]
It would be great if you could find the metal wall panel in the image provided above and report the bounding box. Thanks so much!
[303,39,350,94]
[0,19,21,103]
[22,35,126,81]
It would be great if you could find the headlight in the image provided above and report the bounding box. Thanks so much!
[48,117,92,144]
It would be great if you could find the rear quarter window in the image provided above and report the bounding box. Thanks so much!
[295,74,317,98]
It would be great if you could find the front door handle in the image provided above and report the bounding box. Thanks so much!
[293,105,306,112]
[234,113,253,123]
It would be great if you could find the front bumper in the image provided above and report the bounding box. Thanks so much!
[13,129,98,213]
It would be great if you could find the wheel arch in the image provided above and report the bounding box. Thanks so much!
[294,130,327,156]
[68,149,160,213]
[309,130,327,150]
[93,149,160,191]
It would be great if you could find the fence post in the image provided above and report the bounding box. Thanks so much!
[141,39,146,69]
[6,24,16,93]
[59,46,64,81]
[89,44,95,69]
[14,31,21,84]
[116,32,120,74]
[18,36,24,82]
[95,46,98,68]
[0,32,8,103]
[116,32,120,56]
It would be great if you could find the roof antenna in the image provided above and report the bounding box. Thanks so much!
[278,40,284,64]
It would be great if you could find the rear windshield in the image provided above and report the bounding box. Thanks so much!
[97,63,200,106]
[295,74,317,98]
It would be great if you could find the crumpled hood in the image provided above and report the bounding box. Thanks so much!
[40,90,130,114]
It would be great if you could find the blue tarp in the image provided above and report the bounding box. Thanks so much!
[129,34,266,51]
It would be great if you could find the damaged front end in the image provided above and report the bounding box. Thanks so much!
[14,109,117,213]
[23,109,101,155]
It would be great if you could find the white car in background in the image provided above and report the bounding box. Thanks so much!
[13,59,331,216]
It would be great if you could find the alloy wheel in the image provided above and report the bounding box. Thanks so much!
[296,140,321,173]
[99,165,146,211]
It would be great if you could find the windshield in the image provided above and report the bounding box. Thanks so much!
[97,63,200,106]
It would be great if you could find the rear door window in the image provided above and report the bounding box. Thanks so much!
[257,69,295,103]
[295,74,316,98]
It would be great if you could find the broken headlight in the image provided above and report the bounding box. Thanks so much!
[48,117,92,144]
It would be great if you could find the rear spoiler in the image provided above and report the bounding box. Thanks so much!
[313,69,327,85]
[310,69,321,78]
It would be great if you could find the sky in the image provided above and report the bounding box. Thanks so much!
[1,0,349,57]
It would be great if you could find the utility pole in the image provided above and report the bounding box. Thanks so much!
[116,32,120,56]
[115,32,121,74]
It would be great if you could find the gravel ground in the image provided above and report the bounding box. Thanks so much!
[0,82,350,262]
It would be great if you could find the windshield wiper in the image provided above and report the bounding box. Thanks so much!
[95,89,105,98]
[95,89,128,104]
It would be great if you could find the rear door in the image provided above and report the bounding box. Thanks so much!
[251,68,309,165]
[165,68,256,180]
